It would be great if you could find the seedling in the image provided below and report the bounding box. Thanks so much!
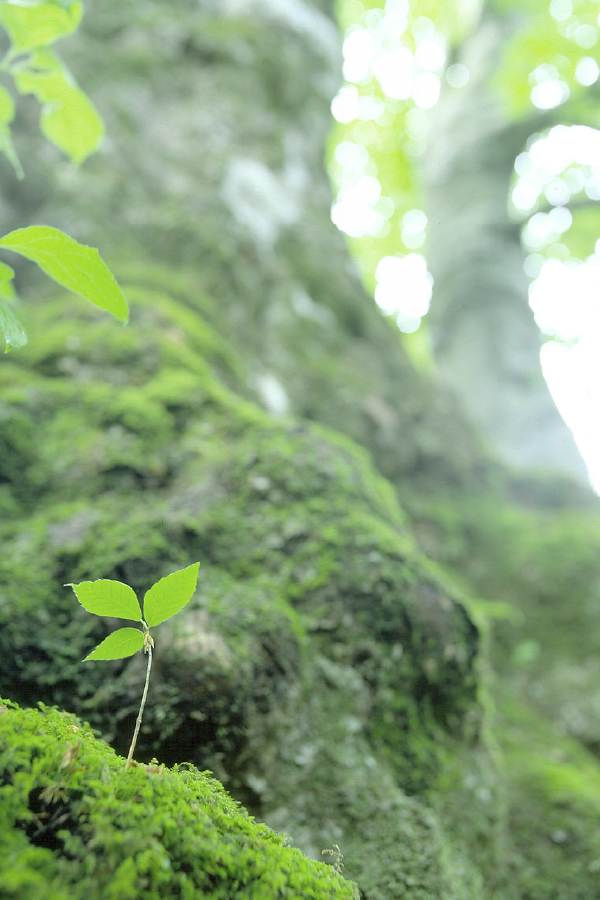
[68,562,200,770]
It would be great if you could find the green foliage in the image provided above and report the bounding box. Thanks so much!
[11,47,104,163]
[0,1,83,53]
[497,697,600,899]
[0,227,129,335]
[0,1,123,352]
[143,564,201,628]
[0,699,357,899]
[0,261,26,349]
[4,3,600,895]
[560,206,600,260]
[0,0,102,167]
[0,274,484,895]
[69,579,142,621]
[70,564,199,766]
[72,563,200,661]
[83,627,144,662]
[333,0,600,346]
[0,81,21,176]
[0,226,129,351]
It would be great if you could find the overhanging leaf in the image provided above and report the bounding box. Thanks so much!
[69,579,142,620]
[143,562,200,628]
[0,226,129,322]
[14,50,103,163]
[0,1,82,52]
[83,627,144,662]
[40,84,103,163]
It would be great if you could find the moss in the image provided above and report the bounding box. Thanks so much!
[0,273,477,764]
[7,271,600,897]
[405,486,600,741]
[0,275,490,897]
[496,698,600,899]
[403,482,600,898]
[0,698,358,899]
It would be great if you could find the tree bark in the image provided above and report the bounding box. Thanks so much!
[4,0,489,495]
[423,6,587,480]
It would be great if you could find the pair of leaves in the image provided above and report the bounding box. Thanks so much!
[69,563,200,661]
[0,225,129,351]
[12,47,103,165]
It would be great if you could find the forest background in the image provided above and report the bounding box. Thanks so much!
[2,0,600,898]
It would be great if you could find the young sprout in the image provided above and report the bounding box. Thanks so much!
[67,562,200,770]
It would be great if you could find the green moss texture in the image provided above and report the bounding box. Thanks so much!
[0,698,357,899]
[0,276,482,897]
[2,272,600,897]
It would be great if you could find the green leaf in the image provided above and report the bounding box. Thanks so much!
[0,1,82,52]
[0,125,24,178]
[69,579,142,620]
[560,206,600,261]
[0,261,17,300]
[0,262,26,350]
[143,563,200,628]
[40,84,103,163]
[0,302,26,351]
[0,85,15,126]
[83,627,144,662]
[0,226,129,322]
[13,50,103,163]
[0,85,24,177]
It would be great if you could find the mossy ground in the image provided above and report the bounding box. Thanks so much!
[0,698,357,899]
[2,274,600,898]
[0,275,481,898]
[405,483,600,898]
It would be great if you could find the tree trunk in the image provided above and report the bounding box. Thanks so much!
[424,6,587,480]
[5,0,488,494]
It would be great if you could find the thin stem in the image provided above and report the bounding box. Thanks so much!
[124,636,153,771]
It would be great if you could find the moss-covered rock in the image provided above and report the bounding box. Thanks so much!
[406,485,600,751]
[4,271,600,897]
[0,275,486,897]
[0,277,477,774]
[3,1,600,896]
[404,483,600,897]
[0,698,358,899]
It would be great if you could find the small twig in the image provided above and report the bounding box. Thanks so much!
[124,624,153,771]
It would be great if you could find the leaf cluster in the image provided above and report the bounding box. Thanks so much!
[0,2,128,352]
[0,0,103,169]
[69,562,200,661]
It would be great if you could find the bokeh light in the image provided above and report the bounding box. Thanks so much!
[511,123,600,489]
[374,253,432,332]
[331,0,600,489]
